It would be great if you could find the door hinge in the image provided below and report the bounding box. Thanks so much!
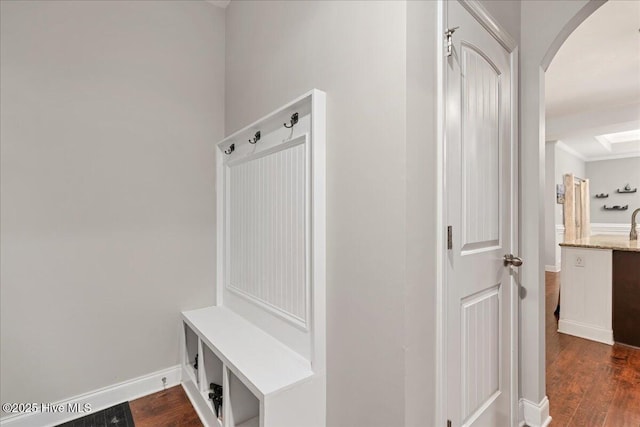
[447,226,453,250]
[447,420,452,427]
[445,26,459,57]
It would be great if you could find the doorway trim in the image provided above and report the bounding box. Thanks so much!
[436,1,519,426]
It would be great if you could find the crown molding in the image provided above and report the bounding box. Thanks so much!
[556,141,587,162]
[459,0,517,52]
[585,152,640,162]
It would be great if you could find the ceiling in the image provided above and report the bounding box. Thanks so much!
[206,0,230,8]
[545,0,640,161]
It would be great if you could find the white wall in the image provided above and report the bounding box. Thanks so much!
[0,0,225,406]
[587,157,640,223]
[520,0,603,411]
[225,2,407,425]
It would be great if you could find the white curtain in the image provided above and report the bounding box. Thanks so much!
[563,174,590,240]
[579,179,590,238]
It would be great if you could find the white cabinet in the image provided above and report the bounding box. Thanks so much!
[558,246,613,345]
[181,90,326,427]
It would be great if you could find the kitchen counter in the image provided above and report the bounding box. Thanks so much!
[560,234,640,252]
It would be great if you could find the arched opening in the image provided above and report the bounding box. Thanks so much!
[543,1,640,424]
[520,1,640,425]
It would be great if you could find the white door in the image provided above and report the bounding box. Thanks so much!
[445,1,518,426]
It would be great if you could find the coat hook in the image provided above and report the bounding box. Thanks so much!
[249,131,261,144]
[284,112,299,129]
[224,143,235,155]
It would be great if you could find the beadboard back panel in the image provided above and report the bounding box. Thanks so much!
[216,90,326,364]
[226,135,310,327]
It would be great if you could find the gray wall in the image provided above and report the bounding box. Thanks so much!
[1,0,524,424]
[544,142,586,267]
[405,1,438,424]
[482,0,521,44]
[0,0,225,405]
[555,143,586,225]
[587,157,640,223]
[542,142,585,268]
[225,1,520,425]
[544,142,557,267]
[225,2,408,425]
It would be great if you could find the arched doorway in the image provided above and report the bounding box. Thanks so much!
[519,1,609,426]
[543,1,640,425]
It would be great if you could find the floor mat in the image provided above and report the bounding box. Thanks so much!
[56,402,135,427]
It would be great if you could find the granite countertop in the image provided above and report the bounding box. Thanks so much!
[560,234,640,252]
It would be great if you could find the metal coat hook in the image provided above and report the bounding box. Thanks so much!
[224,143,235,155]
[284,112,299,129]
[249,131,261,144]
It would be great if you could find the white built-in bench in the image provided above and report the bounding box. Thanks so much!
[180,90,326,427]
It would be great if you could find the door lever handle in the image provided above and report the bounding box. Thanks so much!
[504,254,523,267]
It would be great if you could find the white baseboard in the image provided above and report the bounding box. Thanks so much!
[519,396,551,427]
[0,365,181,427]
[545,265,561,273]
[558,319,614,345]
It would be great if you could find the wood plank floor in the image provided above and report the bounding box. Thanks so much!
[546,271,640,426]
[129,385,202,427]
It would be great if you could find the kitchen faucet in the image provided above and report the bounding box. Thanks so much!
[631,208,640,240]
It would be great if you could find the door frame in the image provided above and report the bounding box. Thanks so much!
[435,1,520,426]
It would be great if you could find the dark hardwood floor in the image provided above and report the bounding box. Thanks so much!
[129,385,202,427]
[546,271,640,426]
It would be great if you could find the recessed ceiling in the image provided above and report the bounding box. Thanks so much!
[546,0,640,161]
[558,129,640,162]
[598,129,640,144]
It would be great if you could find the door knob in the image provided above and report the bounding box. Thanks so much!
[504,254,523,267]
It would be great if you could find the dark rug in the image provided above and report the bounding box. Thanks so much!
[56,402,135,427]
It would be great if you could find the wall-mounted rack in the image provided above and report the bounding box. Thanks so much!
[603,205,629,211]
[616,184,637,194]
[594,193,609,199]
